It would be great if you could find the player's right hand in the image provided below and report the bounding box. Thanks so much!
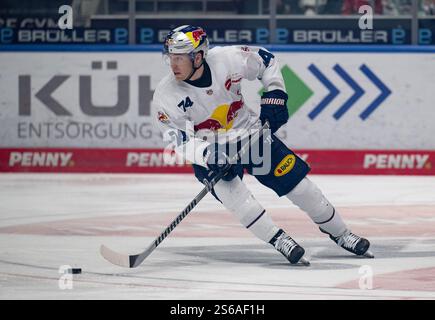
[260,89,289,133]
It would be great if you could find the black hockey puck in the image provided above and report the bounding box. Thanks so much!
[67,268,82,274]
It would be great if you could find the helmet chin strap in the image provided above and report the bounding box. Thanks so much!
[184,53,204,81]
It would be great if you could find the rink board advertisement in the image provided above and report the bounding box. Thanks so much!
[0,148,434,175]
[0,47,435,174]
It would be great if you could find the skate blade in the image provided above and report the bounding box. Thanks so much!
[363,250,374,258]
[297,257,310,266]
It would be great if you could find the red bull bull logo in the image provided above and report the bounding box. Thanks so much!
[192,29,205,42]
[186,28,205,48]
[225,75,242,96]
[157,111,170,124]
[194,100,243,131]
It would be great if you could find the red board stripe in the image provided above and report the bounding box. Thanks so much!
[0,148,434,175]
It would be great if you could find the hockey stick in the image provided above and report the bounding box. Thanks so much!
[100,121,270,268]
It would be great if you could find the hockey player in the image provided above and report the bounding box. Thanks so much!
[152,25,373,265]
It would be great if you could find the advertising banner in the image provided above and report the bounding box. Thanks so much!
[1,47,434,174]
[129,17,416,45]
[0,148,433,175]
[0,15,127,44]
[2,15,435,45]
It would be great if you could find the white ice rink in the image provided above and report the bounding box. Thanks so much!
[1,173,435,299]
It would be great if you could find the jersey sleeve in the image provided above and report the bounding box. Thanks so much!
[152,90,210,168]
[230,45,285,92]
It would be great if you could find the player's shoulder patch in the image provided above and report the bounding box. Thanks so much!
[157,111,170,124]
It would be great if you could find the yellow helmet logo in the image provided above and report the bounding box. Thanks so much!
[274,154,296,177]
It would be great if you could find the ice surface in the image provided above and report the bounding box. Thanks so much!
[1,174,434,299]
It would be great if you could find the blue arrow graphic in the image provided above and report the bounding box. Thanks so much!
[308,64,340,120]
[332,64,365,120]
[359,64,392,120]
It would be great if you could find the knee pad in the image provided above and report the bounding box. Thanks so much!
[286,177,334,224]
[214,178,279,242]
[214,177,264,227]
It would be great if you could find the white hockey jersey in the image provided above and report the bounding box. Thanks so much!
[152,45,285,168]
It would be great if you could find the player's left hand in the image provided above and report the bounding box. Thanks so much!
[260,89,289,133]
[204,143,242,181]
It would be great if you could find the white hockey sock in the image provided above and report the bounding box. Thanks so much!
[213,177,279,243]
[286,177,347,237]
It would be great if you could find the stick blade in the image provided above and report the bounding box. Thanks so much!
[100,244,136,268]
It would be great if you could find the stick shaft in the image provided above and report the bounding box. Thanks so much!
[151,123,269,250]
[102,122,269,268]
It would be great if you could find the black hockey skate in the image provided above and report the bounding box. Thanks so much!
[270,229,310,266]
[320,228,374,258]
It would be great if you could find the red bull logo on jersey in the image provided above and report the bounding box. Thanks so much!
[225,75,242,95]
[157,111,170,124]
[274,154,296,176]
[194,100,244,131]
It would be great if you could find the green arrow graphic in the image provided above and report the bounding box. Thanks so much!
[259,65,313,118]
